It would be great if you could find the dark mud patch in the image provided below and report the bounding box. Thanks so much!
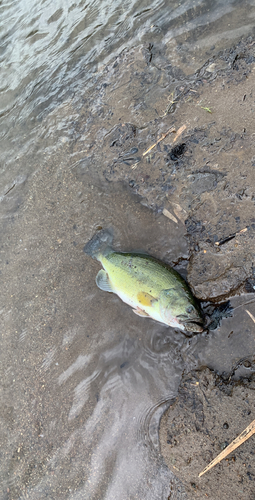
[159,368,255,500]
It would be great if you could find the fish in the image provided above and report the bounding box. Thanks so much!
[84,229,204,334]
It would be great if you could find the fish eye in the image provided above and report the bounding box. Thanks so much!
[186,306,194,314]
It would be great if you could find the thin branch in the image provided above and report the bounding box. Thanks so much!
[142,126,175,156]
[173,124,187,143]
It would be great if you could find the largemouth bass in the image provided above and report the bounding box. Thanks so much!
[84,229,204,334]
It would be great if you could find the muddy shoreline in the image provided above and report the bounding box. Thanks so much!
[71,35,255,302]
[1,30,255,500]
[70,35,255,498]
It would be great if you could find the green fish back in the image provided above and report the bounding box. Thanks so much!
[102,252,192,300]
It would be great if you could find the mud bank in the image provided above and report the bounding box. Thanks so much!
[71,34,255,302]
[67,34,255,498]
[159,368,255,500]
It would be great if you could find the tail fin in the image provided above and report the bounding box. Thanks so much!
[83,228,113,260]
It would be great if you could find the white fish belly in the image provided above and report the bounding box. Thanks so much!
[110,280,185,330]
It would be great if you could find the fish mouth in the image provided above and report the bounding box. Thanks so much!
[181,319,204,334]
[177,314,204,333]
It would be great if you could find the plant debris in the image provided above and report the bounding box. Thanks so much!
[215,227,247,246]
[199,419,255,477]
[162,208,178,223]
[142,126,176,156]
[246,309,255,324]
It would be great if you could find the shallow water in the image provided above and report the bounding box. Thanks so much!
[1,0,255,499]
[1,165,189,498]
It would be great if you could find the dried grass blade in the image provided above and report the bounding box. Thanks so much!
[199,419,255,477]
[162,208,178,223]
[173,124,187,143]
[246,309,255,324]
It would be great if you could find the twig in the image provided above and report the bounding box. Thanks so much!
[131,124,186,169]
[215,227,247,246]
[246,309,255,324]
[199,419,255,477]
[5,184,16,195]
[142,126,175,156]
[173,124,187,143]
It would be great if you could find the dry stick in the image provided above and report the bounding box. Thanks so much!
[199,419,255,477]
[131,124,186,169]
[246,309,255,324]
[215,227,247,246]
[142,126,175,157]
[173,124,186,143]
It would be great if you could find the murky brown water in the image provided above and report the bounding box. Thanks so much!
[1,1,255,499]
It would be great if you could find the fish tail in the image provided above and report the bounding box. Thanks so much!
[83,228,113,260]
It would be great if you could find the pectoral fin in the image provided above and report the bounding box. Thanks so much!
[133,308,150,317]
[137,291,157,307]
[96,269,114,292]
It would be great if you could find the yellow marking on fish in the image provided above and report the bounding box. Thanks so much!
[137,291,157,307]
